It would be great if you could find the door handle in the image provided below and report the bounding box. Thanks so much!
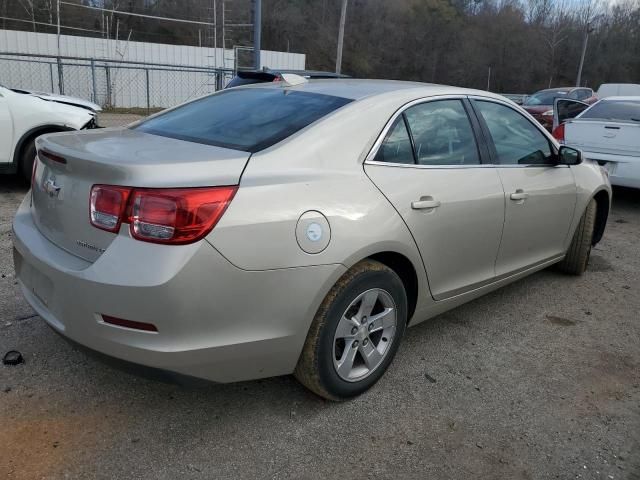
[411,196,441,210]
[510,190,529,201]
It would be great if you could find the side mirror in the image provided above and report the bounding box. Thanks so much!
[558,145,582,165]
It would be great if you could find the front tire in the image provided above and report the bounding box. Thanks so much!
[295,260,407,401]
[557,198,597,275]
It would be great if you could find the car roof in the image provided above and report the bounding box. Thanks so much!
[535,87,572,93]
[248,78,504,102]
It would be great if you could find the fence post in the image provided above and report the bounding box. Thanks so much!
[105,66,112,108]
[215,71,224,91]
[90,58,98,104]
[145,68,150,114]
[49,63,55,93]
[56,57,64,94]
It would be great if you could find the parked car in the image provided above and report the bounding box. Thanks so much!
[500,93,529,105]
[597,83,640,99]
[552,96,640,189]
[523,87,598,130]
[0,84,99,181]
[225,68,349,88]
[13,79,611,400]
[8,87,102,113]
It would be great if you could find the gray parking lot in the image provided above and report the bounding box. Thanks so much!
[1,175,639,480]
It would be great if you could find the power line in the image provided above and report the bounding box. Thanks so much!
[59,2,252,28]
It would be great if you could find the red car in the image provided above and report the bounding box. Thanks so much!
[523,87,598,130]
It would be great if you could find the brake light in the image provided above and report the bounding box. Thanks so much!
[39,149,67,164]
[89,185,237,244]
[90,185,131,233]
[552,123,565,143]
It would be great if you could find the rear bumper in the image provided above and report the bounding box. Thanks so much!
[13,195,345,383]
[581,151,640,189]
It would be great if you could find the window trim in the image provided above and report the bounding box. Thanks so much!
[467,96,565,168]
[365,95,490,169]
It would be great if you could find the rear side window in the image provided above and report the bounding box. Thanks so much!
[581,100,640,122]
[135,88,352,152]
[373,117,415,164]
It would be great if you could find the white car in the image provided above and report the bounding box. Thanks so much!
[0,84,99,181]
[553,96,640,189]
[597,83,640,99]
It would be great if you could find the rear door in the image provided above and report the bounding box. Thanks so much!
[471,98,576,276]
[364,97,505,300]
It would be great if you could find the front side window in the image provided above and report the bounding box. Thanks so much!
[373,116,414,164]
[474,100,553,165]
[404,100,480,166]
[135,88,352,153]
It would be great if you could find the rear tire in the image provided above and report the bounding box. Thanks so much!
[294,260,407,401]
[19,139,37,184]
[557,199,597,275]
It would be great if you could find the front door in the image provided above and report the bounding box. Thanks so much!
[553,98,590,132]
[471,99,577,276]
[364,98,505,300]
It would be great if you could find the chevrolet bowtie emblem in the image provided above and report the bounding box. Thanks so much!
[43,178,61,198]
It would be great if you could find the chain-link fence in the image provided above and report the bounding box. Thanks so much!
[0,52,235,114]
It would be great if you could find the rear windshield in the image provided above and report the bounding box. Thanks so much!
[581,100,640,122]
[135,88,352,152]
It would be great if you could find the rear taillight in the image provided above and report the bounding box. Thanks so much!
[89,185,237,244]
[552,123,565,143]
[90,185,131,233]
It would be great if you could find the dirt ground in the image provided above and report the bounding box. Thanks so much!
[0,176,639,480]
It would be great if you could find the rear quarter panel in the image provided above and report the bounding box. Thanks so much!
[207,93,432,309]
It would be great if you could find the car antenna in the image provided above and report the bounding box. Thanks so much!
[279,73,308,87]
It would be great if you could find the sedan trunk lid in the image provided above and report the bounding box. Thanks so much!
[565,120,640,157]
[32,128,250,262]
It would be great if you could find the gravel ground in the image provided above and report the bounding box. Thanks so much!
[0,176,638,480]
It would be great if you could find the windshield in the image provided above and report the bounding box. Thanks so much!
[135,88,352,152]
[580,100,640,122]
[524,90,568,106]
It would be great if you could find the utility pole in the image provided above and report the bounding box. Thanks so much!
[335,0,348,74]
[56,0,63,94]
[253,0,261,70]
[56,0,61,55]
[575,26,590,87]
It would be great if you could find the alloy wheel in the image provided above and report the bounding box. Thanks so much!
[332,288,397,382]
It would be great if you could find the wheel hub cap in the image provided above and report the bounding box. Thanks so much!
[332,288,397,382]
